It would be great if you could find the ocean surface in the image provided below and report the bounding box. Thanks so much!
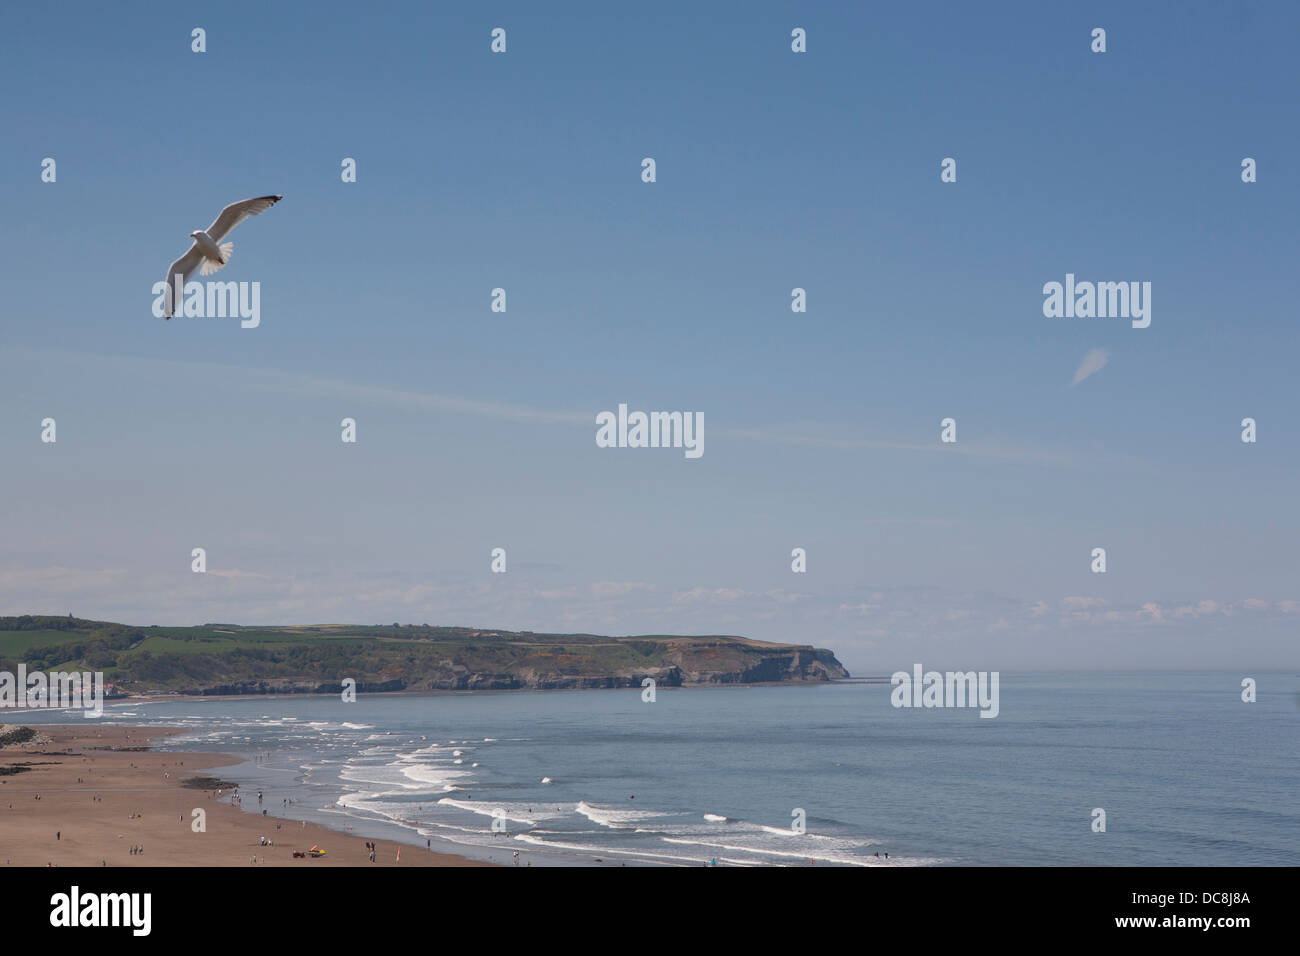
[14,672,1300,866]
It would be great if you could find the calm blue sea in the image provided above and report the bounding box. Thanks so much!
[14,672,1299,866]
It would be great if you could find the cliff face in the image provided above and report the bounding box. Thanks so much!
[666,642,848,685]
[185,679,406,696]
[411,641,849,691]
[177,644,848,694]
[0,615,849,696]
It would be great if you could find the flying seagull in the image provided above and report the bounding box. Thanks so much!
[161,195,282,318]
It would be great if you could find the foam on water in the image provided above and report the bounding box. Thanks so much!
[436,798,538,826]
[576,801,674,829]
[29,675,1281,866]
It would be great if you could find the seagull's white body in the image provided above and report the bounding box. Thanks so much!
[190,230,226,266]
[162,195,282,318]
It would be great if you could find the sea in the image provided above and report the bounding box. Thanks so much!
[13,672,1299,866]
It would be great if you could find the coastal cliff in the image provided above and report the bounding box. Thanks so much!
[0,616,849,696]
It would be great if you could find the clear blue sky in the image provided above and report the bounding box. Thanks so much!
[2,1,1297,670]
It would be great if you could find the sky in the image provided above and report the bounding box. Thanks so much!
[1,1,1297,671]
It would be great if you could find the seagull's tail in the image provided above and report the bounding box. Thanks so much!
[199,242,234,276]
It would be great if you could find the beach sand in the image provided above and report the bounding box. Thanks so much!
[0,724,491,867]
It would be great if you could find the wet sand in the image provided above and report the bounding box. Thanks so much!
[0,724,492,867]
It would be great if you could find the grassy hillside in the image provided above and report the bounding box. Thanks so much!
[0,615,848,694]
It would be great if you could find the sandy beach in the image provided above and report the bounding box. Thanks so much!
[0,724,491,867]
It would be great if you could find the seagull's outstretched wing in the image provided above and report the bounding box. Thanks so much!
[205,194,283,243]
[162,243,205,318]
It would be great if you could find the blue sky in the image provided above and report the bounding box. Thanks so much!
[2,1,1297,670]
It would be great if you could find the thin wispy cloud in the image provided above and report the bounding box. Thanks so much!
[5,346,1086,467]
[1071,348,1109,386]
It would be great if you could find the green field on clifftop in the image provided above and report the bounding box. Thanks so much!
[0,615,848,694]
